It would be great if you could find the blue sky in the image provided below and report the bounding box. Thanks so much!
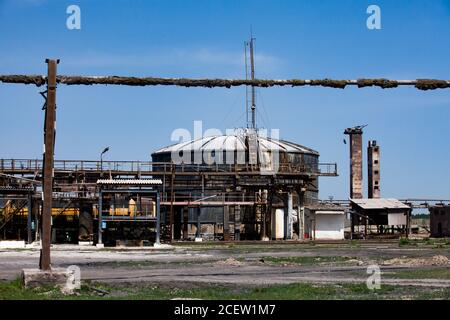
[0,0,449,200]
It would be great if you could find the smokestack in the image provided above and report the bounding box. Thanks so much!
[368,140,381,198]
[344,126,364,199]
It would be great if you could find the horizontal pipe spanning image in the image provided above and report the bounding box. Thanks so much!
[0,75,450,90]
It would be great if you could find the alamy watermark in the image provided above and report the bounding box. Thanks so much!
[66,5,81,30]
[170,121,280,174]
[366,264,381,290]
[62,265,81,294]
[367,5,382,30]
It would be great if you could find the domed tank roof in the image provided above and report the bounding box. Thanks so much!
[152,130,319,156]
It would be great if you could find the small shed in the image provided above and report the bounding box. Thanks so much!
[350,198,412,237]
[305,205,347,240]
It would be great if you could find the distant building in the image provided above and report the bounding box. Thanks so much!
[429,205,450,237]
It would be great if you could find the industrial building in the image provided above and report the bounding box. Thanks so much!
[143,38,340,242]
[0,124,439,244]
[344,126,413,238]
[0,38,340,245]
[0,160,163,245]
[0,134,338,245]
[151,130,338,241]
[1,39,446,247]
[0,117,436,245]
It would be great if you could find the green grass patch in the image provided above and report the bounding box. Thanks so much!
[240,283,394,300]
[1,279,449,300]
[263,256,355,265]
[0,277,68,300]
[399,238,415,246]
[349,240,361,248]
[398,238,449,248]
[386,268,450,280]
[81,259,209,269]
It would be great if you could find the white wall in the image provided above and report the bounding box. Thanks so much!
[271,209,284,239]
[0,240,25,249]
[315,213,345,240]
[388,213,407,225]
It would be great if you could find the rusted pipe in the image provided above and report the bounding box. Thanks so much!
[1,75,450,90]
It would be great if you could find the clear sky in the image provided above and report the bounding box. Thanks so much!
[0,0,449,200]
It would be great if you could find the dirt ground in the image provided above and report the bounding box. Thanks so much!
[0,242,449,290]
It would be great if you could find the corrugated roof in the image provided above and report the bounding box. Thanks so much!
[153,130,319,155]
[306,204,347,211]
[350,198,410,210]
[315,210,345,215]
[96,179,162,185]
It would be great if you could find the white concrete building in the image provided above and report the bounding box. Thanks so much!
[305,205,347,240]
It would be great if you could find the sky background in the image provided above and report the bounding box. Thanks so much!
[0,0,449,200]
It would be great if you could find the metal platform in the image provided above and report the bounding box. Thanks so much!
[0,159,338,177]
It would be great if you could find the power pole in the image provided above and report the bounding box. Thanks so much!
[40,59,58,270]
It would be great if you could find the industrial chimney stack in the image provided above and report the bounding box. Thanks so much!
[344,126,364,199]
[367,140,381,198]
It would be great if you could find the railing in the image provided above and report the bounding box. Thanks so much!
[0,159,338,176]
[0,159,154,172]
[159,191,259,204]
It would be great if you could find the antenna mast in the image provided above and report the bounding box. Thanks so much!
[249,37,256,129]
[245,36,257,129]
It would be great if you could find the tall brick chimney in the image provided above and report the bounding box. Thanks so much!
[344,126,364,199]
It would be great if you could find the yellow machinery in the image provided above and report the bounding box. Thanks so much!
[2,199,155,219]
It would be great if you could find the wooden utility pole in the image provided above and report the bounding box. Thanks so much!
[40,59,58,270]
